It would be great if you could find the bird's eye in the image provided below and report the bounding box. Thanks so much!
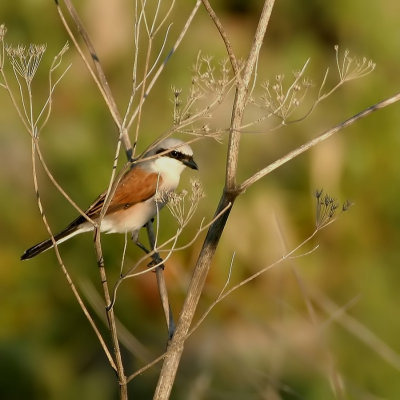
[171,150,179,158]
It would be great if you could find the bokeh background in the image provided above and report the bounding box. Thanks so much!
[1,1,400,399]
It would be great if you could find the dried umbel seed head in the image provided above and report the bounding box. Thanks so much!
[6,43,47,82]
[314,189,353,229]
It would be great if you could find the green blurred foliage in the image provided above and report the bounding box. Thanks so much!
[1,0,400,399]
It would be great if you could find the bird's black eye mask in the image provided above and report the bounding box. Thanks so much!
[156,148,198,170]
[156,148,183,161]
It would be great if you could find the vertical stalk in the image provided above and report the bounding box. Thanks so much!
[153,194,234,400]
[153,2,276,398]
[95,231,128,399]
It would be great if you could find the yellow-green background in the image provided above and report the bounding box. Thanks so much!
[1,1,400,399]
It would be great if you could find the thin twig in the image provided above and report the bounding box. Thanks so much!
[200,0,241,82]
[0,71,30,132]
[133,34,153,147]
[34,143,96,225]
[127,0,202,131]
[108,201,231,313]
[31,139,116,371]
[124,202,231,278]
[56,0,133,160]
[94,228,128,399]
[238,91,400,192]
[80,279,152,362]
[188,228,321,338]
[54,2,118,125]
[225,0,276,190]
[37,43,71,131]
[127,353,167,383]
[146,222,175,339]
[61,0,122,120]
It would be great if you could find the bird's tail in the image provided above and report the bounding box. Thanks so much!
[21,224,83,260]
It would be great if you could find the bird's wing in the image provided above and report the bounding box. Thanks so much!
[85,167,162,219]
[21,167,163,259]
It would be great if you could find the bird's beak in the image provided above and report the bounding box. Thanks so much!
[184,157,198,170]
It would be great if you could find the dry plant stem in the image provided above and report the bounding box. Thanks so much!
[146,222,175,339]
[30,140,117,371]
[58,260,117,371]
[48,6,133,388]
[153,3,275,398]
[61,0,121,119]
[81,279,151,362]
[6,41,118,372]
[0,71,30,132]
[35,144,96,225]
[123,200,231,280]
[52,4,199,389]
[108,202,231,311]
[54,2,114,121]
[156,271,175,339]
[56,0,133,159]
[3,37,118,375]
[127,0,202,131]
[226,0,275,190]
[200,0,241,80]
[134,38,153,147]
[34,145,117,371]
[153,195,234,400]
[56,0,201,158]
[94,230,128,400]
[127,353,167,383]
[188,228,322,338]
[238,91,400,192]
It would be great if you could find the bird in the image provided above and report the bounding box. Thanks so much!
[21,138,198,260]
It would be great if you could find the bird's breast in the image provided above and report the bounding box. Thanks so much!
[100,197,161,234]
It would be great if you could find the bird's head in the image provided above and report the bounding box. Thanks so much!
[145,138,198,176]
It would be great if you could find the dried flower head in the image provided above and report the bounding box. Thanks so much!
[335,45,376,82]
[257,59,313,122]
[171,52,234,142]
[164,190,188,227]
[315,189,352,229]
[189,178,205,203]
[6,43,47,83]
[160,179,204,227]
[172,86,182,98]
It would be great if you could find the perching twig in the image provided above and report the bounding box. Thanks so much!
[94,227,128,400]
[146,221,175,340]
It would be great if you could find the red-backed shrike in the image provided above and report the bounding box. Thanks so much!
[21,138,198,260]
